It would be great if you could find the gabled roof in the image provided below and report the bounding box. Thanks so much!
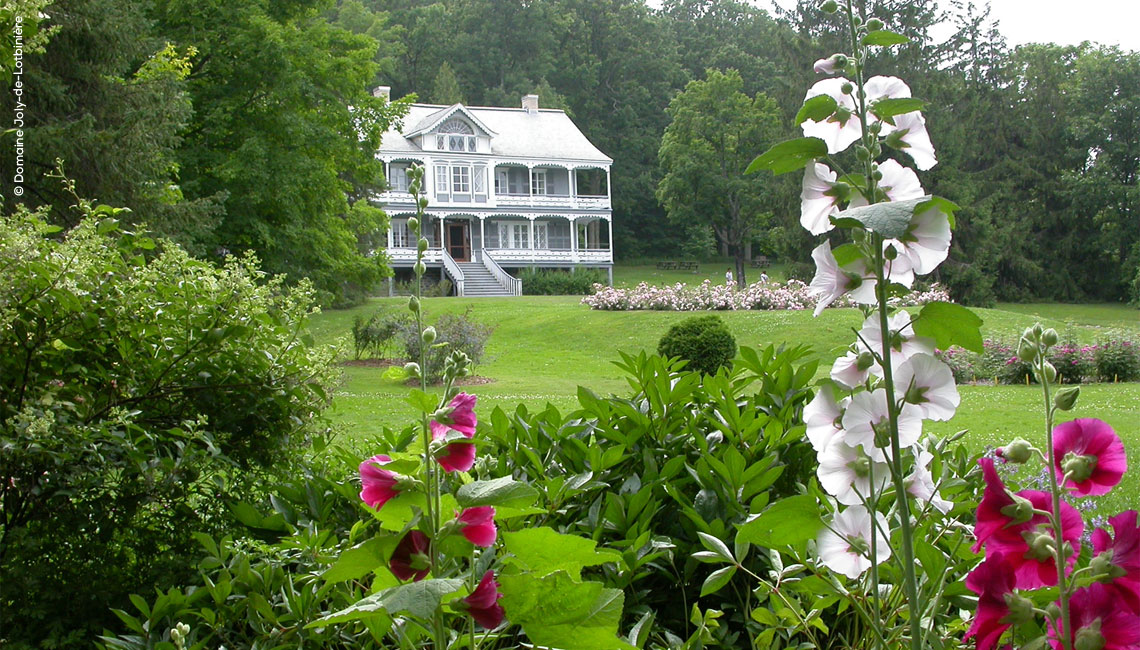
[381,103,612,164]
[403,104,497,138]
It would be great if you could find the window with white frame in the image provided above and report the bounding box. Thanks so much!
[388,165,408,192]
[534,222,548,249]
[440,119,476,153]
[435,164,449,196]
[531,169,547,195]
[391,220,412,247]
[473,164,486,194]
[452,166,470,193]
[497,222,530,249]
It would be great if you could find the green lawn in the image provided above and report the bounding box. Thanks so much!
[314,296,1140,514]
[612,261,791,288]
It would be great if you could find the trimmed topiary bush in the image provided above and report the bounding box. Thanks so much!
[657,315,737,375]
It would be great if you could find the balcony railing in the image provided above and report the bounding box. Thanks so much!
[388,246,611,266]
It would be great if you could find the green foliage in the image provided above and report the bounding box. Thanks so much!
[0,204,336,648]
[398,308,492,383]
[479,345,819,644]
[430,61,464,104]
[1093,337,1140,382]
[520,268,607,295]
[352,310,405,360]
[657,315,738,376]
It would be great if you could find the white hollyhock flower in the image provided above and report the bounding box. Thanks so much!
[801,163,842,235]
[906,446,954,514]
[801,78,861,154]
[847,159,925,209]
[813,54,845,75]
[831,350,873,389]
[818,438,891,505]
[817,505,892,579]
[855,312,936,372]
[808,241,861,316]
[805,385,847,454]
[890,201,953,275]
[841,388,923,461]
[894,353,960,421]
[864,75,912,104]
[884,110,937,170]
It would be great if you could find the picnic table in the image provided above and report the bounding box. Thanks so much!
[656,261,700,271]
[750,255,771,268]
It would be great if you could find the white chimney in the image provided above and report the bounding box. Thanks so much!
[521,94,539,114]
[373,86,391,101]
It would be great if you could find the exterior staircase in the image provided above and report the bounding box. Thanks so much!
[455,261,514,297]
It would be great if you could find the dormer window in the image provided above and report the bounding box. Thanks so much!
[439,119,477,152]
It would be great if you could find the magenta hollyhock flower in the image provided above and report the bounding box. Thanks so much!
[1091,510,1140,613]
[1049,583,1140,650]
[430,392,478,440]
[457,506,497,547]
[974,458,1083,589]
[359,454,401,510]
[964,552,1017,650]
[1052,418,1127,496]
[461,571,505,629]
[389,530,431,582]
[436,440,476,473]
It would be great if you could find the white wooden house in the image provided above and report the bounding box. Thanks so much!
[373,90,613,296]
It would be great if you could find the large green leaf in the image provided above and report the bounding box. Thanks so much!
[323,537,393,583]
[746,137,828,175]
[795,95,838,126]
[863,30,909,46]
[455,476,539,509]
[499,571,636,650]
[736,495,821,547]
[871,97,926,119]
[911,301,984,353]
[307,578,464,627]
[832,196,932,238]
[502,527,622,580]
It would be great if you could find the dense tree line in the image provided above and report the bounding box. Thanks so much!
[2,0,1136,304]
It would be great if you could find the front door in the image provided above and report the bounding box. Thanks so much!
[446,222,470,261]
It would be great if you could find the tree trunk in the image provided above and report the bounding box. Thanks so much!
[735,247,746,287]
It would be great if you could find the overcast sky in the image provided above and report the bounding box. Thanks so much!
[761,0,1140,52]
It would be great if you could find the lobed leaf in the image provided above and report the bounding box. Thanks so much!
[746,137,828,175]
[912,301,984,354]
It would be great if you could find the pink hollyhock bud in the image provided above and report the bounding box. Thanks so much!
[1053,419,1127,496]
[436,440,476,473]
[1091,510,1139,613]
[974,458,1083,589]
[459,571,505,629]
[389,530,431,582]
[359,454,401,510]
[964,552,1017,650]
[457,506,497,547]
[430,392,478,440]
[1049,583,1140,650]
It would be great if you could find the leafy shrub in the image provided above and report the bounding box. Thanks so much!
[351,310,405,359]
[394,275,452,297]
[657,315,737,375]
[399,308,492,382]
[1093,337,1140,382]
[478,346,819,645]
[519,268,606,295]
[1050,339,1096,384]
[0,205,336,648]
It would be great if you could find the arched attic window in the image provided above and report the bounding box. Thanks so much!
[437,118,477,152]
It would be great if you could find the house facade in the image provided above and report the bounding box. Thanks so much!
[373,90,613,296]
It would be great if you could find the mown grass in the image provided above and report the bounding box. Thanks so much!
[313,296,1140,514]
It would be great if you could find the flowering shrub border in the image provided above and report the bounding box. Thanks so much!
[582,278,950,311]
[939,334,1139,384]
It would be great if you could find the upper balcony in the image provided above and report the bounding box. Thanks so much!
[376,161,610,211]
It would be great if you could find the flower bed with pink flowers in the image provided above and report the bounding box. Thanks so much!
[581,279,951,311]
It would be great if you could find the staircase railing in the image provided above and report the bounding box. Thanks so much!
[481,251,522,296]
[441,248,466,296]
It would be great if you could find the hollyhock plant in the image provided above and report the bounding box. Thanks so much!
[831,350,873,389]
[430,392,478,439]
[818,438,891,505]
[964,552,1020,650]
[905,446,953,514]
[817,505,892,580]
[1048,583,1140,650]
[801,162,843,235]
[1091,510,1139,613]
[436,439,476,473]
[389,530,432,582]
[805,385,847,455]
[801,77,861,154]
[460,571,505,629]
[457,506,497,547]
[883,110,937,170]
[888,201,953,275]
[841,388,924,460]
[360,454,402,510]
[847,159,925,207]
[893,353,960,421]
[1052,418,1127,497]
[855,311,936,371]
[813,53,847,75]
